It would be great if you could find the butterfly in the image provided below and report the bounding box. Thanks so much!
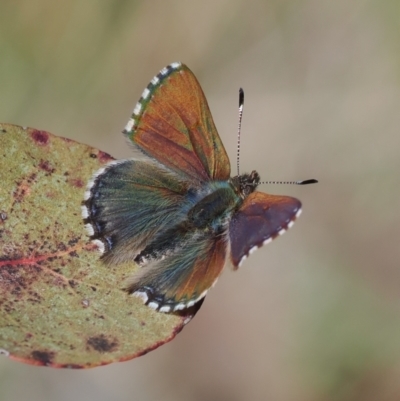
[82,62,316,313]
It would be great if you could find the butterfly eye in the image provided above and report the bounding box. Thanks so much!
[243,185,252,197]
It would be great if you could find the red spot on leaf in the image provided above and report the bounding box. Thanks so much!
[87,335,118,353]
[97,151,113,164]
[13,183,31,202]
[0,264,27,294]
[68,178,84,188]
[38,160,55,174]
[86,242,100,252]
[31,350,55,365]
[31,130,49,145]
[13,173,38,202]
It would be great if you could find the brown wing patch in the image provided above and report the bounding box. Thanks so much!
[229,192,302,267]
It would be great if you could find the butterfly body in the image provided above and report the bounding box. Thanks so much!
[83,62,303,312]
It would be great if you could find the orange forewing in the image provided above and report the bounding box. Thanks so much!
[130,65,230,182]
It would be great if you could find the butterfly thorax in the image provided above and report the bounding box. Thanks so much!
[188,186,240,229]
[188,171,260,228]
[188,170,261,229]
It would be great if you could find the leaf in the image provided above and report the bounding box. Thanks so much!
[0,124,200,368]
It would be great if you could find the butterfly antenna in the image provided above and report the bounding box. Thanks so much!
[259,179,318,185]
[237,88,244,176]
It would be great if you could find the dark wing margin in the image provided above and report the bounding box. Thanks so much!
[229,192,302,268]
[123,62,231,182]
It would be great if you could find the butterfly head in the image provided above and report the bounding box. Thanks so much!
[231,170,260,199]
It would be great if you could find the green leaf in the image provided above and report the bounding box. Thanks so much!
[0,124,199,368]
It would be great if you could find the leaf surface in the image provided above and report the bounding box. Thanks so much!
[0,124,198,368]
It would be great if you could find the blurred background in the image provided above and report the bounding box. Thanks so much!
[1,1,400,400]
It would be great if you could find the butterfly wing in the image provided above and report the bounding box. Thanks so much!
[126,233,227,312]
[124,62,230,182]
[82,159,192,265]
[229,192,302,268]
